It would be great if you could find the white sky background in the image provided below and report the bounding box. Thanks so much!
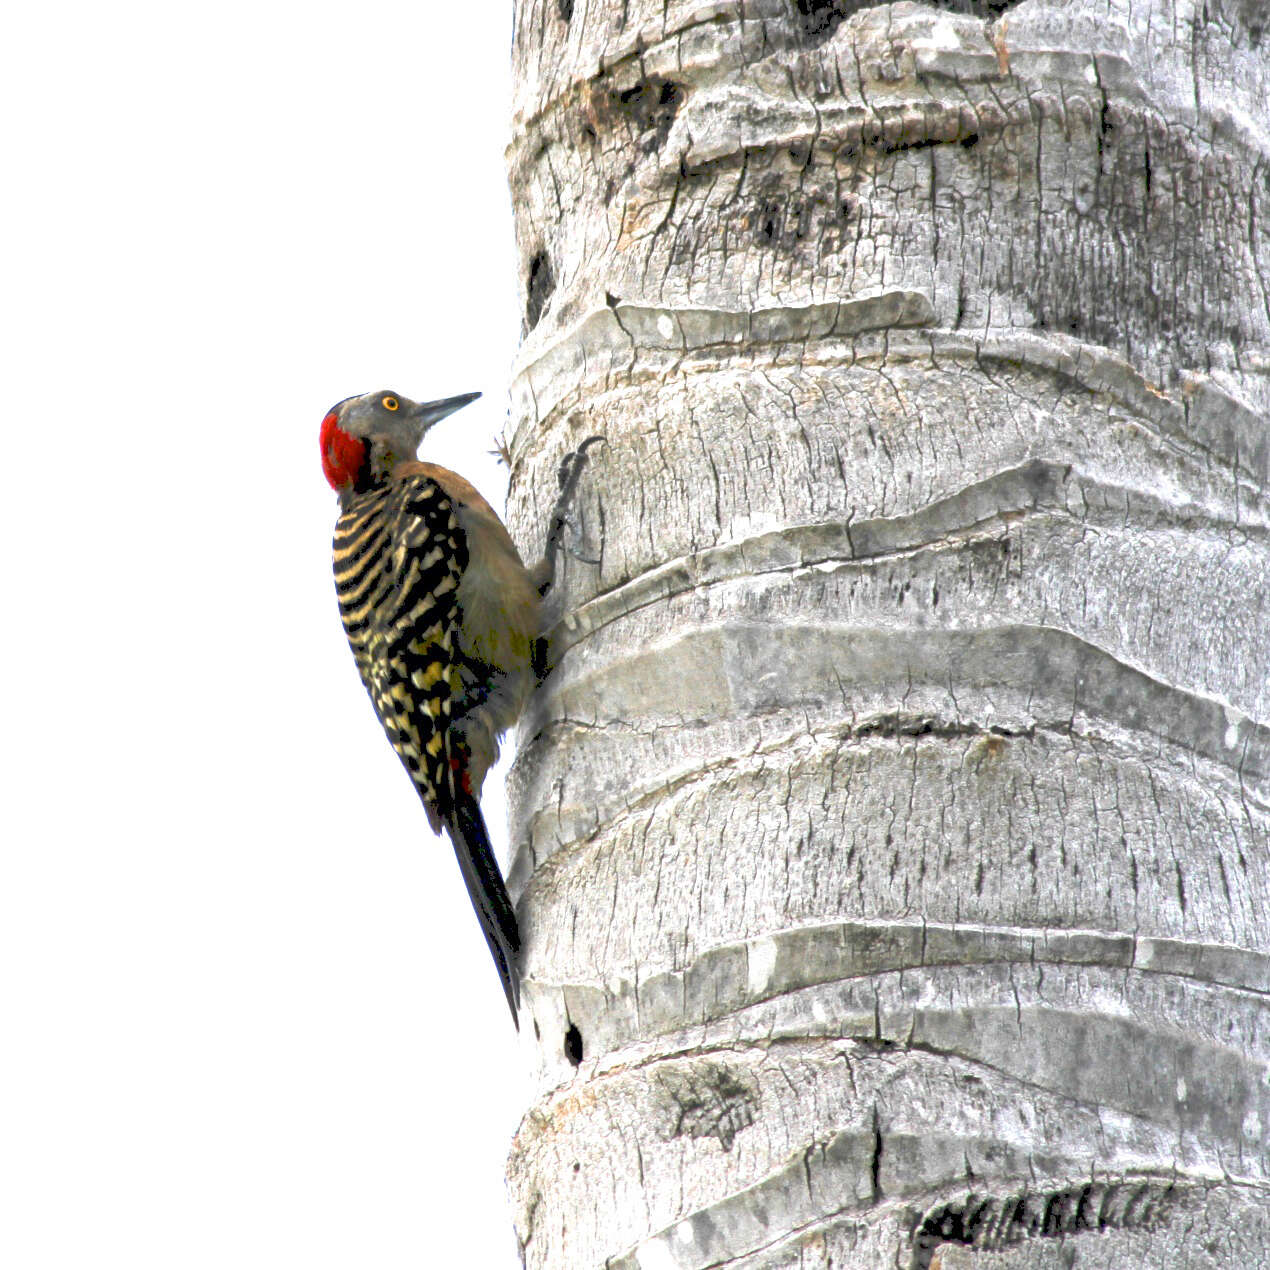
[5,4,534,1266]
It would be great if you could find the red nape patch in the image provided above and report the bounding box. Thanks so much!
[320,411,365,490]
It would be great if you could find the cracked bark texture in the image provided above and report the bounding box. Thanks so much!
[502,2,1269,1266]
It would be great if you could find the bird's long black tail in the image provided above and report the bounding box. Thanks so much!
[442,791,521,1026]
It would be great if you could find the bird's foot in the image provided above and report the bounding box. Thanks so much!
[538,435,605,596]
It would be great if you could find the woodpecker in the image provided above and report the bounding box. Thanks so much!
[319,388,594,1025]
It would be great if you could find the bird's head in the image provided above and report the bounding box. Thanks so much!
[319,389,481,493]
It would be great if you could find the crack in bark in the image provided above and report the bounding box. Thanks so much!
[524,917,1270,1068]
[543,484,1269,672]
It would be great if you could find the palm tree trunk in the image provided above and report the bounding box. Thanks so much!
[503,2,1269,1265]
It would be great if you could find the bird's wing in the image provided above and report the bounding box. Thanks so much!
[333,473,467,815]
[335,472,520,1021]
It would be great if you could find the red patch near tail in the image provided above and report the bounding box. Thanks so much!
[448,756,473,795]
[320,411,365,490]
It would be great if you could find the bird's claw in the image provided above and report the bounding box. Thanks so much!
[556,435,607,491]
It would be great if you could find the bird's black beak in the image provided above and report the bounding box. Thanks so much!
[414,391,481,428]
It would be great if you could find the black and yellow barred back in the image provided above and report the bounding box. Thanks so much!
[333,475,471,815]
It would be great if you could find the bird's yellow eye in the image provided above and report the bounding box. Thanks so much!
[382,396,399,411]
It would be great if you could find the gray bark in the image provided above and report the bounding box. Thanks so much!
[502,1,1270,1266]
